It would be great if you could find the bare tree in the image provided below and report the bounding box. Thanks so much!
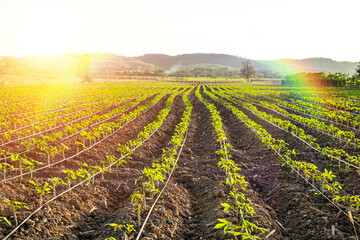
[240,60,255,82]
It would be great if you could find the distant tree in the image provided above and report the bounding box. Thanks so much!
[240,60,255,82]
[77,54,92,82]
[354,62,360,79]
[348,62,360,87]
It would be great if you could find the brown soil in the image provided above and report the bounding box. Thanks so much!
[205,87,357,240]
[0,87,358,240]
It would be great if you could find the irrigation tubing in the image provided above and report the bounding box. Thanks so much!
[226,90,356,145]
[0,94,167,183]
[135,130,188,240]
[0,94,155,162]
[215,90,360,170]
[0,95,131,135]
[2,113,166,240]
[0,94,145,146]
[208,90,360,231]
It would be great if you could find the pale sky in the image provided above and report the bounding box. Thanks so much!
[0,0,359,61]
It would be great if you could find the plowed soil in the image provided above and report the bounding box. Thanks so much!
[0,87,358,240]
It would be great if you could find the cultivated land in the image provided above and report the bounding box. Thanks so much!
[0,82,360,240]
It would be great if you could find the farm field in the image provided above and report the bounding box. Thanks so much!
[1,82,360,240]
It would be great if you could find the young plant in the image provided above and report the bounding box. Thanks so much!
[40,145,51,164]
[62,169,77,188]
[48,146,59,165]
[22,157,44,179]
[2,200,29,226]
[60,144,70,159]
[82,163,105,184]
[0,216,11,226]
[117,144,132,162]
[76,167,92,184]
[101,155,116,173]
[75,141,87,153]
[95,165,109,180]
[29,180,53,206]
[108,223,136,240]
[10,153,24,179]
[130,189,144,226]
[0,162,14,180]
[20,141,33,151]
[49,177,67,197]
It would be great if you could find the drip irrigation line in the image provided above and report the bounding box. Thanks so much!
[0,99,83,125]
[301,98,360,117]
[273,99,350,124]
[230,88,359,129]
[266,97,358,134]
[207,90,360,232]
[2,109,167,240]
[263,92,360,118]
[1,98,79,118]
[0,94,156,162]
[215,90,360,170]
[135,130,188,240]
[228,90,357,143]
[273,145,360,230]
[2,87,179,240]
[0,94,166,183]
[0,105,98,141]
[0,94,138,135]
[0,94,145,145]
[0,96,110,135]
[62,94,149,140]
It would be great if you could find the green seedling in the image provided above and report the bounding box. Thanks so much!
[62,169,77,188]
[2,200,29,226]
[108,223,136,240]
[29,180,53,206]
[76,141,87,153]
[130,189,144,226]
[60,144,70,159]
[0,162,14,180]
[50,177,67,196]
[0,216,11,226]
[22,157,43,179]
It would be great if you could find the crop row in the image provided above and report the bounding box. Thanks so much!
[196,87,267,239]
[1,87,182,239]
[204,87,360,227]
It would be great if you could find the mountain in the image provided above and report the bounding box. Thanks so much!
[256,58,358,75]
[0,52,358,77]
[89,53,159,73]
[137,53,247,69]
[0,53,159,76]
[137,53,359,75]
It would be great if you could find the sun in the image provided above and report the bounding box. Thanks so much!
[19,7,74,55]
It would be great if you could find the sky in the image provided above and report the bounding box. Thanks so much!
[0,0,359,61]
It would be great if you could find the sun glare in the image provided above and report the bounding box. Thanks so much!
[19,7,73,55]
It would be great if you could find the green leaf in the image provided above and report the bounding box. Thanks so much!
[214,223,227,229]
[220,203,231,211]
[217,218,228,223]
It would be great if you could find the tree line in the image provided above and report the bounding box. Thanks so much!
[282,63,360,87]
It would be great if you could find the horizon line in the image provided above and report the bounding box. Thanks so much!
[0,52,359,63]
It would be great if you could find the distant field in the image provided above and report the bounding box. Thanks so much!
[0,75,283,85]
[0,81,359,240]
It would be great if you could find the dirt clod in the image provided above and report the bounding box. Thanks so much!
[99,200,107,209]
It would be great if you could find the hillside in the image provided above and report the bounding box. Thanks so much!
[0,53,159,76]
[137,53,359,75]
[0,53,358,77]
